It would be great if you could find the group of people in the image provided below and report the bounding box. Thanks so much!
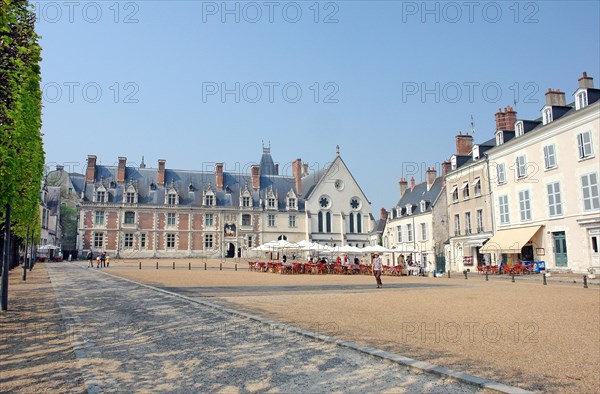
[87,251,110,268]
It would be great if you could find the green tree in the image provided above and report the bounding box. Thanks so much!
[60,204,78,251]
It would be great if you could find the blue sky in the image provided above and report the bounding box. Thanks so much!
[37,0,600,213]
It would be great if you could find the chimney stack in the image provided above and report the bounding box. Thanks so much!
[157,159,166,187]
[426,167,436,190]
[251,164,260,190]
[215,163,224,191]
[117,157,127,185]
[455,132,473,155]
[399,178,408,198]
[441,161,452,177]
[410,176,415,190]
[380,208,388,221]
[545,88,567,107]
[274,163,279,175]
[292,159,302,196]
[86,155,97,182]
[579,72,594,89]
[495,106,517,131]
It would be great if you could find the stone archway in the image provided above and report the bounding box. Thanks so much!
[226,242,235,258]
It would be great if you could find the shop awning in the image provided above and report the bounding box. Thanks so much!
[450,185,458,194]
[460,181,469,190]
[480,226,542,253]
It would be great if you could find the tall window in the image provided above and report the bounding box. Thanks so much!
[356,213,362,233]
[268,214,275,227]
[516,155,527,179]
[407,223,413,242]
[547,182,563,217]
[349,212,355,233]
[288,198,296,209]
[288,215,296,228]
[124,211,135,224]
[166,234,175,249]
[581,173,600,211]
[247,236,253,248]
[474,178,482,196]
[205,194,214,206]
[499,195,510,225]
[93,232,103,248]
[420,223,428,241]
[462,182,470,200]
[167,193,177,205]
[519,190,532,222]
[452,185,459,202]
[476,209,483,233]
[268,197,276,209]
[126,192,136,204]
[397,225,402,242]
[326,212,332,233]
[204,234,213,248]
[544,144,557,169]
[454,214,460,236]
[140,233,146,248]
[578,131,594,159]
[242,214,251,226]
[205,213,214,227]
[95,211,104,225]
[497,164,506,184]
[318,212,323,232]
[123,233,134,248]
[167,212,176,226]
[465,212,472,234]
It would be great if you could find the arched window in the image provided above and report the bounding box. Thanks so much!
[326,212,332,233]
[318,212,323,233]
[357,213,362,233]
[349,212,354,233]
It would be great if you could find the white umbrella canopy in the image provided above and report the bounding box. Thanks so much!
[337,245,363,253]
[271,240,297,250]
[361,245,393,253]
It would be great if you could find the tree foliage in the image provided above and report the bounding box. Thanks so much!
[60,204,77,250]
[0,0,44,241]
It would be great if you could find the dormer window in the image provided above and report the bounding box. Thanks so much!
[242,196,251,207]
[496,131,504,146]
[205,193,214,206]
[420,200,427,212]
[125,183,137,204]
[95,185,107,203]
[543,108,553,125]
[472,145,480,160]
[576,91,588,110]
[451,156,457,170]
[515,122,524,137]
[268,197,276,209]
[167,193,177,205]
[288,197,296,209]
[406,204,413,215]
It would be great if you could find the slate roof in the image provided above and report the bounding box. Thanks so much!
[394,177,444,217]
[370,218,387,235]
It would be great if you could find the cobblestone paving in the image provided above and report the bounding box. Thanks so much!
[46,263,485,393]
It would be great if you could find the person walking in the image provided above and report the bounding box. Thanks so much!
[106,254,110,268]
[87,250,93,268]
[101,252,106,267]
[373,253,383,288]
[96,255,101,269]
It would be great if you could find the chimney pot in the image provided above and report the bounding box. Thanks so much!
[578,72,594,89]
[456,133,474,155]
[251,164,260,191]
[380,208,388,220]
[117,157,127,185]
[215,163,224,191]
[545,88,567,107]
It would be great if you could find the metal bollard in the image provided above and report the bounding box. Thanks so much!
[543,273,547,285]
[584,275,588,288]
[235,264,237,271]
[512,273,515,283]
[448,271,451,278]
[463,270,468,279]
[189,262,191,270]
[173,262,175,270]
[156,261,159,269]
[139,261,141,270]
[204,262,207,270]
[485,271,488,281]
[220,263,222,271]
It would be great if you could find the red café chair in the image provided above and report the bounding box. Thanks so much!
[512,264,523,275]
[248,262,256,271]
[477,265,484,274]
[317,263,327,274]
[292,263,302,274]
[257,262,266,272]
[501,265,512,275]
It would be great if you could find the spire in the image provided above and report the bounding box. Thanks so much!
[140,155,146,168]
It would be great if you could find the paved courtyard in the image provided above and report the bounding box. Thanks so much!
[2,262,493,393]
